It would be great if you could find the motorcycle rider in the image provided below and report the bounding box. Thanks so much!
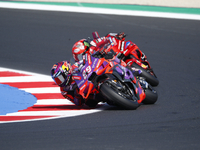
[72,31,143,77]
[51,59,147,108]
[50,60,103,108]
[72,31,147,62]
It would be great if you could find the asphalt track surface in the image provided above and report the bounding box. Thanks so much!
[0,8,200,150]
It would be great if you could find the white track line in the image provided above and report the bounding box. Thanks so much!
[0,2,200,20]
[20,87,61,94]
[0,76,53,83]
[0,67,49,76]
[35,99,74,105]
[6,110,102,116]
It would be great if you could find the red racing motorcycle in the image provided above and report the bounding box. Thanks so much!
[92,31,159,86]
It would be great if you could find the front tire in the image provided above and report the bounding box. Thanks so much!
[100,82,139,110]
[131,63,159,86]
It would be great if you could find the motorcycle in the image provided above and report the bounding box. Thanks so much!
[92,31,159,86]
[71,50,158,110]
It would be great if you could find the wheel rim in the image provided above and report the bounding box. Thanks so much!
[105,80,136,101]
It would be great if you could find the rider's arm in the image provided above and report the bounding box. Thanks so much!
[90,37,110,52]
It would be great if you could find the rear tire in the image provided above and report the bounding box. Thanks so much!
[142,88,158,104]
[100,82,139,110]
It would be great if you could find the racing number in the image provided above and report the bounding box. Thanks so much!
[82,66,91,80]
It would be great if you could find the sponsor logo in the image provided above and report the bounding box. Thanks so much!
[96,59,102,69]
[97,38,102,42]
[109,37,114,46]
[80,84,86,91]
[78,79,85,87]
[123,49,129,55]
[90,41,96,46]
[112,37,117,45]
[92,58,98,68]
[120,41,124,51]
[73,76,81,80]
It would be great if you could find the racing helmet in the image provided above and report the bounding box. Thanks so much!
[51,61,72,87]
[72,39,90,61]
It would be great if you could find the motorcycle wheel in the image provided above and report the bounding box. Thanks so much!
[142,86,158,104]
[131,63,159,86]
[100,82,139,110]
